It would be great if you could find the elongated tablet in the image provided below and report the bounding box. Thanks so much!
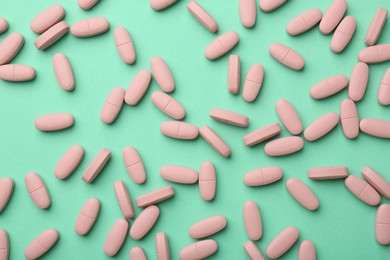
[160,165,198,184]
[0,178,14,213]
[362,167,390,199]
[53,53,75,91]
[266,226,299,259]
[0,18,8,34]
[199,125,231,157]
[286,178,319,211]
[54,145,84,179]
[151,56,174,93]
[130,205,160,240]
[376,204,390,245]
[35,113,74,131]
[34,21,69,50]
[189,215,227,239]
[275,99,302,135]
[130,247,147,260]
[122,147,146,184]
[114,26,136,65]
[205,31,239,60]
[310,75,348,99]
[75,198,101,235]
[358,44,390,64]
[269,43,304,70]
[240,0,256,28]
[259,0,286,12]
[0,32,24,65]
[243,123,281,146]
[242,64,264,102]
[187,1,218,33]
[348,63,369,102]
[180,240,218,260]
[308,166,348,180]
[244,241,265,260]
[82,148,111,183]
[243,201,262,240]
[210,108,248,127]
[25,173,51,209]
[103,219,128,256]
[136,186,175,208]
[365,8,388,46]
[319,0,348,34]
[244,166,283,186]
[160,121,198,140]
[0,229,9,260]
[298,240,316,260]
[264,136,304,156]
[100,87,125,124]
[340,99,359,139]
[24,229,59,260]
[151,91,186,120]
[114,180,135,219]
[360,118,390,138]
[30,4,65,34]
[125,70,152,105]
[0,64,36,82]
[378,68,390,106]
[78,0,100,10]
[71,18,109,37]
[286,8,322,36]
[228,55,240,94]
[199,161,216,201]
[304,112,339,141]
[156,232,170,260]
[345,175,380,206]
[331,16,356,53]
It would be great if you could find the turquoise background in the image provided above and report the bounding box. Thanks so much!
[0,0,390,259]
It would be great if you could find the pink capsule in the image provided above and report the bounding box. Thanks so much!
[319,0,348,34]
[54,145,84,180]
[130,205,160,240]
[150,56,174,93]
[125,70,152,106]
[130,247,147,260]
[114,180,135,219]
[156,232,170,260]
[266,226,299,259]
[275,99,302,135]
[122,147,146,184]
[348,63,369,102]
[35,113,74,132]
[243,201,262,240]
[53,53,75,91]
[210,108,248,127]
[308,166,348,180]
[244,240,266,260]
[34,21,69,50]
[30,4,65,34]
[100,87,125,124]
[264,136,304,157]
[199,161,216,201]
[25,173,51,209]
[189,215,227,239]
[150,0,178,11]
[180,240,218,260]
[242,64,264,102]
[81,148,111,183]
[298,240,316,260]
[160,121,198,140]
[259,0,286,12]
[340,99,359,139]
[360,118,390,139]
[304,112,339,141]
[205,31,239,60]
[78,0,100,10]
[0,178,14,213]
[286,8,322,36]
[331,16,356,53]
[199,125,231,158]
[358,44,390,64]
[362,167,390,199]
[378,68,390,106]
[310,75,348,99]
[151,91,186,120]
[74,198,101,235]
[240,0,256,28]
[160,165,198,184]
[0,32,24,65]
[228,55,240,94]
[0,64,36,82]
[286,178,319,211]
[24,229,59,260]
[187,1,218,33]
[244,166,283,187]
[114,26,136,65]
[345,175,380,206]
[243,123,281,146]
[136,186,175,208]
[0,229,9,260]
[71,18,109,37]
[0,18,8,34]
[365,8,388,46]
[269,43,304,70]
[103,219,128,256]
[376,204,390,245]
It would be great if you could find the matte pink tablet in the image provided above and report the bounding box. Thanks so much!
[71,18,109,37]
[34,113,74,131]
[114,26,136,65]
[199,125,231,158]
[151,56,174,93]
[376,204,390,245]
[136,186,175,208]
[160,165,198,184]
[348,62,369,102]
[362,167,390,199]
[187,1,218,33]
[205,31,239,60]
[286,8,322,36]
[125,70,152,105]
[114,180,135,219]
[228,55,240,94]
[286,178,319,211]
[269,43,304,70]
[0,229,8,260]
[130,247,147,260]
[53,53,75,91]
[189,215,227,239]
[242,64,264,102]
[122,146,146,184]
[275,99,302,135]
[0,64,36,82]
[150,0,178,11]
[304,112,339,141]
[266,226,299,259]
[81,148,111,183]
[310,75,348,99]
[378,68,390,106]
[345,175,380,206]
[156,232,170,260]
[0,32,24,65]
[298,240,316,260]
[340,99,359,139]
[0,18,8,34]
[319,0,347,34]
[199,161,216,201]
[160,121,198,140]
[74,198,101,235]
[240,0,256,28]
[34,21,69,50]
[25,173,51,209]
[358,44,390,64]
[244,241,265,260]
[244,166,283,186]
[103,219,128,256]
[24,229,59,260]
[365,8,388,46]
[210,108,248,127]
[360,118,390,138]
[243,123,281,146]
[243,201,262,240]
[78,0,100,10]
[331,16,356,53]
[0,178,14,213]
[179,240,218,260]
[130,205,160,240]
[151,91,186,120]
[308,166,348,180]
[30,4,65,34]
[264,136,304,156]
[54,145,84,179]
[259,0,286,12]
[100,87,125,124]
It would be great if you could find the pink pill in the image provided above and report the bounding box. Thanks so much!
[340,99,359,139]
[348,62,369,102]
[0,229,9,260]
[358,44,390,64]
[71,18,109,37]
[210,108,248,127]
[345,175,380,206]
[150,0,178,11]
[298,240,316,260]
[0,178,14,213]
[376,204,390,245]
[243,123,281,146]
[78,0,100,10]
[362,167,390,199]
[160,121,198,140]
[286,178,319,211]
[286,8,322,36]
[240,0,256,28]
[74,198,101,235]
[205,31,239,60]
[228,55,240,94]
[160,165,198,184]
[35,113,74,132]
[275,99,302,135]
[319,0,347,35]
[360,118,390,138]
[179,240,218,260]
[130,247,147,260]
[30,4,65,34]
[308,166,348,180]
[52,53,75,91]
[156,232,170,260]
[25,173,51,209]
[187,1,218,33]
[242,64,264,102]
[151,56,174,93]
[81,148,111,183]
[103,219,128,256]
[259,0,286,12]
[269,43,304,70]
[330,16,356,53]
[378,68,390,106]
[125,70,152,106]
[136,186,175,208]
[310,75,348,99]
[54,145,84,180]
[151,91,186,120]
[100,87,125,124]
[304,112,339,141]
[244,166,283,187]
[189,215,227,239]
[199,125,231,158]
[0,64,36,82]
[24,229,59,260]
[244,241,265,260]
[114,26,136,65]
[122,146,146,184]
[0,18,8,34]
[199,161,216,201]
[264,136,304,157]
[266,226,299,259]
[0,32,24,65]
[34,21,69,50]
[114,180,135,219]
[365,8,387,46]
[130,205,160,240]
[243,201,262,240]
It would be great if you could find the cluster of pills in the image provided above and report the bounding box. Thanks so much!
[0,0,390,259]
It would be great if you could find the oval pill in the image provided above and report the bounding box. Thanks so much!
[0,178,14,213]
[298,240,316,260]
[365,8,388,46]
[103,219,128,256]
[100,87,125,124]
[0,18,8,34]
[156,232,170,260]
[125,70,152,106]
[319,0,348,34]
[228,54,240,94]
[54,145,84,179]
[78,0,99,10]
[199,161,216,201]
[286,178,319,211]
[130,205,160,240]
[358,44,390,64]
[160,121,198,140]
[310,75,348,99]
[136,186,175,208]
[308,166,348,180]
[304,112,339,141]
[378,68,390,106]
[34,21,69,50]
[242,64,264,102]
[244,240,265,260]
[348,62,369,102]
[122,146,146,184]
[53,53,75,91]
[362,167,390,199]
[114,180,135,219]
[376,204,390,245]
[244,166,283,187]
[340,99,359,139]
[266,226,299,259]
[0,229,9,260]
[151,91,186,120]
[114,26,136,65]
[275,99,302,135]
[189,215,227,239]
[199,125,231,158]
[187,1,218,33]
[0,32,24,65]
[130,247,147,260]
[34,113,74,132]
[259,0,286,12]
[330,16,356,53]
[286,8,322,36]
[25,173,51,209]
[0,64,36,82]
[264,136,304,157]
[30,4,65,34]
[240,0,256,28]
[150,0,178,11]
[360,118,390,138]
[75,198,101,235]
[269,43,304,70]
[243,201,262,240]
[345,175,380,206]
[179,240,218,260]
[151,56,174,93]
[160,165,198,184]
[82,148,111,183]
[71,18,109,37]
[205,31,239,60]
[243,123,281,146]
[24,229,59,260]
[210,108,248,127]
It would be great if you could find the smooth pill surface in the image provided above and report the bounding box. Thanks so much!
[358,44,390,64]
[365,8,388,46]
[24,229,59,260]
[100,87,125,124]
[54,145,84,179]
[199,161,216,201]
[308,166,348,180]
[114,26,136,65]
[71,18,109,37]
[34,21,69,50]
[78,0,100,10]
[259,0,286,12]
[122,146,146,184]
[244,240,265,260]
[0,64,36,82]
[130,247,147,260]
[25,173,51,209]
[81,148,111,183]
[199,125,231,158]
[286,8,322,36]
[210,108,248,127]
[160,121,199,140]
[240,0,256,28]
[275,99,302,135]
[310,75,348,99]
[189,215,227,239]
[151,56,174,93]
[304,112,339,141]
[269,43,304,70]
[103,219,128,256]
[331,16,356,53]
[244,166,283,186]
[264,136,304,156]
[345,175,380,206]
[243,123,281,146]
[319,0,348,34]
[298,240,316,260]
[228,54,240,94]
[151,91,186,120]
[286,178,319,211]
[136,186,175,208]
[266,226,299,259]
[179,240,218,260]
[156,232,170,260]
[243,201,262,240]
[340,99,359,139]
[35,113,74,131]
[242,64,264,102]
[0,229,8,260]
[187,1,218,33]
[130,205,160,240]
[348,62,369,102]
[0,178,14,213]
[0,18,8,33]
[114,180,135,219]
[30,4,65,34]
[151,0,178,11]
[160,165,198,184]
[362,167,390,199]
[376,204,390,245]
[74,198,101,235]
[378,68,390,106]
[205,31,239,60]
[0,32,24,65]
[53,53,75,91]
[125,70,152,105]
[360,118,390,138]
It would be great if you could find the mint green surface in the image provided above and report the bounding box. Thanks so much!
[1,0,390,259]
